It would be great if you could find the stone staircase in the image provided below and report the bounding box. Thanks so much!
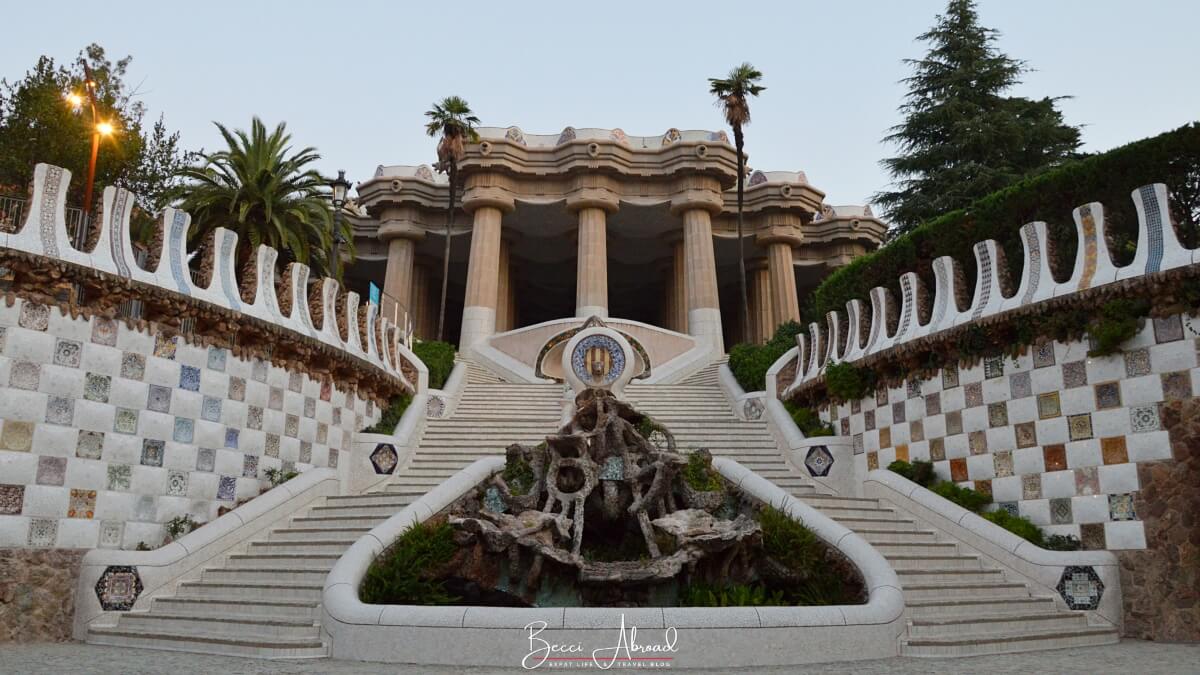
[86,360,564,658]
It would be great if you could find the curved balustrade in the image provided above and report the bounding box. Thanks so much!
[0,163,423,393]
[785,183,1193,397]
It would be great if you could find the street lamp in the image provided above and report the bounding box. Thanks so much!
[329,170,351,279]
[64,64,112,250]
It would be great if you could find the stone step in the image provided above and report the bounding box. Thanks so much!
[906,611,1090,639]
[904,597,1059,619]
[798,495,885,508]
[808,505,901,519]
[204,567,330,585]
[308,502,417,518]
[291,515,388,529]
[858,529,941,545]
[885,555,984,571]
[831,516,921,532]
[176,579,324,602]
[323,494,419,507]
[902,581,1032,603]
[115,612,321,641]
[387,468,464,478]
[269,527,369,542]
[381,485,441,496]
[895,568,1006,585]
[150,596,319,621]
[869,541,961,557]
[386,476,455,486]
[88,627,327,659]
[246,541,359,557]
[439,414,562,421]
[901,626,1118,657]
[225,553,340,570]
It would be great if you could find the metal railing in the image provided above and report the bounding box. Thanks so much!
[1,194,87,235]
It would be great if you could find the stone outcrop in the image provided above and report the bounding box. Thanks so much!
[0,548,85,643]
[1118,398,1200,641]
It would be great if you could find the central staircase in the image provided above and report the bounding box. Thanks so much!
[87,357,1118,659]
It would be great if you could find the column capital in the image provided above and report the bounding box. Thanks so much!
[565,193,620,214]
[461,188,516,215]
[377,220,427,242]
[756,225,804,248]
[669,191,724,216]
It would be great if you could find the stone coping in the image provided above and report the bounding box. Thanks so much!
[73,468,339,638]
[320,458,905,666]
[864,469,1122,626]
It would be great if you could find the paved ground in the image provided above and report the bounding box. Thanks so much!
[2,640,1198,674]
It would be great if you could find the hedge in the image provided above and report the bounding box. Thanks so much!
[806,122,1200,323]
[413,340,456,390]
[728,321,803,391]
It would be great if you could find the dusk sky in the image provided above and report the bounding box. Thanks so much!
[4,0,1198,212]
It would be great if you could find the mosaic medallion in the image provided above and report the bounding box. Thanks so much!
[53,338,82,367]
[1130,404,1160,433]
[0,484,25,515]
[804,445,834,477]
[68,488,97,518]
[243,454,259,478]
[743,397,764,420]
[371,443,399,474]
[121,352,146,381]
[426,395,446,418]
[571,334,625,387]
[196,447,216,472]
[217,475,237,501]
[84,373,112,403]
[95,565,143,611]
[179,365,201,392]
[1062,361,1088,388]
[1056,566,1104,610]
[18,301,49,331]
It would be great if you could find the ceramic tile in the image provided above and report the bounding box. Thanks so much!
[18,302,49,331]
[36,456,66,485]
[91,318,118,346]
[1022,473,1042,500]
[997,501,1019,516]
[217,475,237,501]
[224,428,239,449]
[285,414,299,438]
[1109,493,1136,521]
[1161,371,1192,401]
[251,359,268,382]
[1130,404,1161,433]
[840,418,850,436]
[1009,372,1032,400]
[154,332,177,359]
[1124,348,1151,377]
[207,347,227,371]
[288,371,303,393]
[1062,361,1088,388]
[1,420,33,451]
[879,427,891,449]
[1101,436,1129,465]
[1076,466,1101,496]
[906,378,921,399]
[950,458,968,481]
[45,395,74,425]
[1014,422,1037,448]
[179,365,201,391]
[243,454,258,478]
[875,388,888,406]
[27,518,57,546]
[9,361,41,390]
[173,417,194,443]
[304,397,316,418]
[113,408,139,435]
[894,444,910,462]
[147,385,172,413]
[1153,315,1184,343]
[120,352,146,380]
[929,437,946,461]
[866,452,879,471]
[328,447,339,469]
[299,441,312,464]
[945,411,963,436]
[863,410,875,431]
[853,434,864,455]
[98,521,123,548]
[988,402,1008,428]
[53,338,82,367]
[968,430,988,455]
[984,355,1005,379]
[942,363,960,389]
[1050,497,1073,524]
[247,405,263,430]
[141,439,165,467]
[1044,444,1068,472]
[1094,382,1122,410]
[68,488,96,518]
[892,402,906,424]
[851,399,861,414]
[201,396,222,422]
[925,393,941,416]
[316,423,328,444]
[320,380,332,402]
[1080,523,1106,549]
[1038,392,1062,420]
[76,430,104,459]
[268,387,284,410]
[1068,414,1094,441]
[1033,342,1056,368]
[196,447,216,472]
[264,433,280,458]
[993,450,1014,477]
[0,484,25,515]
[964,382,983,408]
[166,470,188,497]
[228,376,246,402]
[107,463,131,491]
[911,420,925,442]
[974,480,993,498]
[83,373,112,403]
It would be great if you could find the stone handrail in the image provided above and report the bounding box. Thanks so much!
[782,183,1193,397]
[320,458,905,667]
[0,163,424,396]
[864,469,1122,626]
[73,467,339,638]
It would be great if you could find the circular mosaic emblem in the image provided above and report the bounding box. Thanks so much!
[743,398,764,420]
[571,335,625,387]
[426,395,446,418]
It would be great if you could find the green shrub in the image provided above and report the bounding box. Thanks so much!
[982,509,1045,547]
[680,582,787,607]
[262,467,299,488]
[361,393,412,434]
[1088,298,1151,356]
[683,452,723,492]
[759,505,823,572]
[413,340,456,389]
[823,362,873,401]
[164,515,200,541]
[1044,533,1083,551]
[728,322,805,392]
[784,401,834,437]
[887,460,936,488]
[360,519,458,605]
[807,122,1200,323]
[931,481,992,513]
[502,454,535,496]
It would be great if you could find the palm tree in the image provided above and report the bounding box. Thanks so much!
[709,63,766,344]
[425,96,480,342]
[174,117,350,280]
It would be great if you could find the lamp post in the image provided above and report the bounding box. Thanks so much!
[65,63,114,250]
[329,170,351,280]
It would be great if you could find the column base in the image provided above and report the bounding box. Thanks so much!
[575,306,609,319]
[688,307,725,356]
[459,305,496,354]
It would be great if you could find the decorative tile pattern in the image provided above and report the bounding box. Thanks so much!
[1033,343,1056,368]
[68,488,96,518]
[284,414,299,438]
[264,433,280,458]
[1009,372,1032,400]
[45,395,74,425]
[1101,436,1128,465]
[53,338,82,367]
[329,448,339,469]
[299,441,312,464]
[114,408,139,434]
[1076,466,1101,496]
[76,430,104,459]
[1022,473,1042,500]
[925,393,941,416]
[1161,371,1193,401]
[1124,348,1151,377]
[107,464,131,491]
[19,301,50,331]
[1068,414,1094,441]
[304,397,316,418]
[370,443,399,474]
[141,439,164,467]
[1014,422,1037,448]
[36,456,66,486]
[876,388,888,406]
[950,458,968,481]
[0,484,25,515]
[247,405,263,430]
[984,355,1004,379]
[268,387,283,410]
[242,454,259,478]
[154,332,177,360]
[84,373,112,403]
[173,417,194,443]
[929,438,946,461]
[968,430,988,455]
[166,470,188,497]
[1094,382,1122,410]
[879,427,891,448]
[987,402,1008,428]
[98,521,123,549]
[95,565,143,611]
[1109,493,1136,521]
[1062,361,1088,389]
[945,411,963,435]
[863,410,875,431]
[147,385,172,413]
[1153,315,1184,343]
[201,396,222,422]
[1037,392,1062,420]
[317,423,328,444]
[196,447,216,472]
[910,420,924,442]
[224,428,239,449]
[906,378,922,399]
[120,353,146,380]
[1130,404,1161,433]
[288,371,303,393]
[179,365,201,391]
[9,361,41,390]
[1081,523,1106,549]
[840,418,849,436]
[217,475,237,501]
[1044,444,1068,472]
[942,363,959,389]
[1057,566,1104,610]
[207,347,227,371]
[1,420,34,451]
[993,451,1014,477]
[1050,497,1073,525]
[320,380,332,402]
[892,402,906,424]
[228,376,246,401]
[28,518,57,546]
[804,445,834,477]
[251,359,268,382]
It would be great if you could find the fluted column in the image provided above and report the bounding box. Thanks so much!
[751,265,773,344]
[460,206,503,350]
[672,241,686,333]
[575,207,609,318]
[682,208,723,353]
[382,237,415,324]
[767,241,801,330]
[496,239,512,332]
[411,264,430,339]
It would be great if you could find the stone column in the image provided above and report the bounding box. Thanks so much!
[574,207,609,318]
[496,239,512,332]
[460,205,504,351]
[751,265,773,344]
[411,264,429,339]
[382,237,415,320]
[671,240,687,334]
[767,241,801,329]
[682,208,724,354]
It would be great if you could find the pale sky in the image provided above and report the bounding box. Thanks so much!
[3,0,1198,212]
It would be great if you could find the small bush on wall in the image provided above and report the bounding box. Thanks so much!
[413,340,456,389]
[728,321,804,392]
[823,362,874,402]
[362,393,413,435]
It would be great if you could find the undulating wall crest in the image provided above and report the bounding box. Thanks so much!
[0,163,419,393]
[786,183,1193,396]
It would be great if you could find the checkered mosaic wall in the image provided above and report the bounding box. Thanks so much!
[0,298,378,549]
[827,313,1199,551]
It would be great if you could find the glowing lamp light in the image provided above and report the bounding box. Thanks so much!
[96,121,115,136]
[64,92,84,109]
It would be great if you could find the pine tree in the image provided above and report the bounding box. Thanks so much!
[874,0,1081,235]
